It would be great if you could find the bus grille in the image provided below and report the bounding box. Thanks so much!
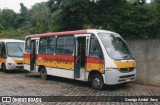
[119,74,135,79]
[119,67,134,72]
[118,74,135,82]
[17,63,23,65]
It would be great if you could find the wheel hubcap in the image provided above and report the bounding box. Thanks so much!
[41,70,46,78]
[93,77,101,88]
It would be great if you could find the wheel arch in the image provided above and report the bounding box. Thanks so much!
[88,70,104,82]
[38,65,46,73]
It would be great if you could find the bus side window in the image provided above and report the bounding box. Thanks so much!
[39,37,55,54]
[25,38,31,53]
[64,36,74,55]
[39,37,47,54]
[56,37,65,54]
[89,35,103,59]
[46,37,55,54]
[56,36,74,55]
[1,43,6,58]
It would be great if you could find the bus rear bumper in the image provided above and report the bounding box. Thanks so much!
[103,69,136,85]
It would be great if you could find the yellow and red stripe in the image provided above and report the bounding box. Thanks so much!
[24,53,105,73]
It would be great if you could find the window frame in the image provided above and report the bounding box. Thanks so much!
[1,42,7,58]
[25,38,31,53]
[38,36,56,54]
[55,35,75,55]
[6,42,24,58]
[89,34,104,60]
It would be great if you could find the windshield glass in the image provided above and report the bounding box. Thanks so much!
[98,33,133,60]
[6,42,24,57]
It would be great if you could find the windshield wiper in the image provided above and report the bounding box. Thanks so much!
[17,44,23,53]
[123,54,135,59]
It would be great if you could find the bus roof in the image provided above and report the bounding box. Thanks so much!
[26,29,117,38]
[0,39,24,43]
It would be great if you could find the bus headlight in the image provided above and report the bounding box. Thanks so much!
[8,62,15,65]
[8,61,16,65]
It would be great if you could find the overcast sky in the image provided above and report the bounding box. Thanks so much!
[0,0,49,13]
[0,0,151,13]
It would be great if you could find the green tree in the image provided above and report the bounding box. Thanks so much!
[152,0,160,38]
[0,9,17,30]
[29,2,50,33]
[48,0,88,31]
[106,2,153,39]
[0,9,4,32]
[15,3,31,28]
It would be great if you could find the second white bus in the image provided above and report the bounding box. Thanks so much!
[0,39,24,72]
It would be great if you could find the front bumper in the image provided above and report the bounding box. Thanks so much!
[104,69,136,85]
[6,64,23,70]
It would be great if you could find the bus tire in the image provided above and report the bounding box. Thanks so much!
[2,64,7,73]
[90,74,104,90]
[39,67,48,80]
[25,73,29,78]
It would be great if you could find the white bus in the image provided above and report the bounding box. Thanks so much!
[24,29,136,90]
[0,39,24,72]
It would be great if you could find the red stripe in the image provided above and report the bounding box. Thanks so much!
[87,57,104,64]
[24,54,104,64]
[37,54,74,61]
[27,30,87,38]
[24,53,30,58]
[24,53,74,61]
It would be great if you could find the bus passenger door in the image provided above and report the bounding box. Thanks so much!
[30,40,37,71]
[74,37,86,79]
[0,42,2,68]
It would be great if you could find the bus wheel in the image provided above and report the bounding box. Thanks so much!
[39,67,48,80]
[2,64,7,73]
[91,74,104,90]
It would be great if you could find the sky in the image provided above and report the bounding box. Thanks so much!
[0,0,151,13]
[0,0,49,13]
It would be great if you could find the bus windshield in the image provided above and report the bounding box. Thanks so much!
[98,33,133,60]
[6,42,24,57]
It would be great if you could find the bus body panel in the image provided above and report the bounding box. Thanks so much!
[36,54,74,70]
[86,57,104,74]
[104,68,136,85]
[6,57,23,70]
[46,67,74,79]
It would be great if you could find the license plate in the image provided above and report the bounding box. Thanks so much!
[126,78,131,82]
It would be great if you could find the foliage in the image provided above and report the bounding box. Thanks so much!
[0,29,27,39]
[106,2,154,39]
[0,0,160,39]
[29,2,50,33]
[151,0,160,38]
[0,9,17,30]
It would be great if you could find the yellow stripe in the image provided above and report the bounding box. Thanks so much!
[86,63,104,73]
[36,60,74,70]
[24,58,30,64]
[0,58,6,63]
[13,59,23,63]
[24,58,105,73]
[114,61,136,68]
